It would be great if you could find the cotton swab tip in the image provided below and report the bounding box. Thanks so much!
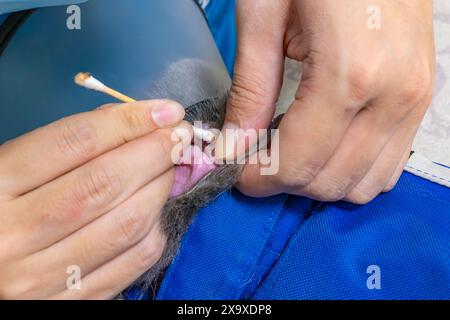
[74,72,107,91]
[193,127,217,143]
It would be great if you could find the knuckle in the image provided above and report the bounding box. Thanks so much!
[311,178,350,202]
[118,208,151,245]
[117,107,152,138]
[136,232,165,269]
[346,188,377,205]
[347,172,391,204]
[398,69,433,107]
[54,117,97,160]
[43,190,85,225]
[228,73,273,116]
[345,64,375,107]
[75,164,122,209]
[383,179,399,193]
[286,35,307,61]
[280,163,322,189]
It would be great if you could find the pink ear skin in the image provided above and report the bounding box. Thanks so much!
[170,145,218,198]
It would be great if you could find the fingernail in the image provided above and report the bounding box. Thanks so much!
[214,121,239,161]
[151,101,185,127]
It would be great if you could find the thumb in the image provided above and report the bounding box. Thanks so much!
[225,43,284,131]
[216,0,287,160]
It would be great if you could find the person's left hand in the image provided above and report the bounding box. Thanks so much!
[216,0,435,204]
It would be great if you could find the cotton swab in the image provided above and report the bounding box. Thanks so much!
[74,72,217,143]
[74,72,136,103]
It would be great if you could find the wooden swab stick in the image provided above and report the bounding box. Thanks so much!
[74,72,136,103]
[74,72,217,143]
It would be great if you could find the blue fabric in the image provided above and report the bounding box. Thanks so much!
[152,0,450,300]
[157,192,313,299]
[252,173,450,299]
[157,172,450,300]
[203,0,236,76]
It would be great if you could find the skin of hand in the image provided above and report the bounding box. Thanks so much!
[216,0,435,204]
[0,100,191,299]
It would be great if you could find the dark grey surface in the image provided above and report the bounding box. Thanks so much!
[0,0,230,142]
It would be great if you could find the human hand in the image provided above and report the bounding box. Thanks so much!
[0,100,191,299]
[217,0,435,203]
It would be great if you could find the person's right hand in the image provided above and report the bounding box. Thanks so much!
[0,100,190,299]
[217,0,434,204]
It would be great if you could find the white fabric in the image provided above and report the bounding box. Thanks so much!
[406,153,450,188]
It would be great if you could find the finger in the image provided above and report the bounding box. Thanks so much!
[238,102,395,199]
[343,141,413,205]
[215,0,288,159]
[341,95,428,204]
[344,134,415,204]
[237,58,374,196]
[0,99,185,197]
[296,59,435,203]
[95,103,119,110]
[54,222,165,300]
[296,99,403,202]
[383,142,413,192]
[343,53,434,202]
[23,170,172,297]
[236,134,283,197]
[11,122,192,251]
[236,78,363,196]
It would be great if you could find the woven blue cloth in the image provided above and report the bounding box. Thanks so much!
[252,173,450,299]
[153,0,450,300]
[156,172,450,300]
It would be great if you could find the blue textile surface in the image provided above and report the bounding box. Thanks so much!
[153,0,450,300]
[203,0,236,76]
[252,173,450,299]
[157,172,449,300]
